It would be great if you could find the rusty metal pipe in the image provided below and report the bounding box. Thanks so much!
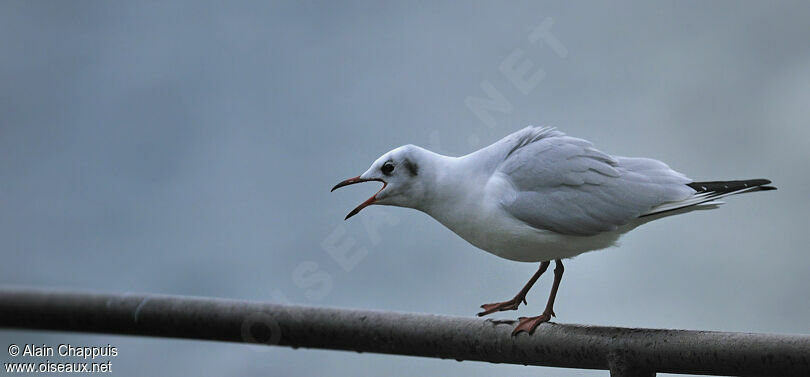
[1,287,808,376]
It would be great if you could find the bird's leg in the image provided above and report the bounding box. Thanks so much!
[478,261,550,317]
[513,259,564,335]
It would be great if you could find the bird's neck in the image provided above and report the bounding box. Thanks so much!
[413,150,494,221]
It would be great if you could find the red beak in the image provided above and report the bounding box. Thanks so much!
[331,176,387,220]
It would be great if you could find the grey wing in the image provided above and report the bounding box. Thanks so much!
[496,128,695,236]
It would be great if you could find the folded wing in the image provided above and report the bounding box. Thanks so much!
[496,127,695,236]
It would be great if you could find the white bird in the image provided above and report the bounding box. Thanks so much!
[331,127,775,334]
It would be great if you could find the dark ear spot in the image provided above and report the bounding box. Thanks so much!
[403,158,418,176]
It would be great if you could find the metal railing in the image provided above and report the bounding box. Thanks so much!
[0,287,808,376]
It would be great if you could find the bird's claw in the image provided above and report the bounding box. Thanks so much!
[477,298,522,317]
[511,312,553,335]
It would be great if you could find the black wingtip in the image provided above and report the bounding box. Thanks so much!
[688,179,775,194]
[754,178,772,186]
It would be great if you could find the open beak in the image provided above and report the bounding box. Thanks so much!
[331,176,387,220]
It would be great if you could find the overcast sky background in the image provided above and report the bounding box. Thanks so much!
[2,1,809,376]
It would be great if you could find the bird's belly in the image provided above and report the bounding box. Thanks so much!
[432,206,621,262]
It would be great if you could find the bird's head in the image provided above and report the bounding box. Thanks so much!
[331,145,428,220]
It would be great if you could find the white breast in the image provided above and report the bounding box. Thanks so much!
[422,173,623,262]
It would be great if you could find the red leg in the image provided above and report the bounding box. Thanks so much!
[478,261,550,317]
[513,259,564,335]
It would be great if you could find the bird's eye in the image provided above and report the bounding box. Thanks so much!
[381,162,395,175]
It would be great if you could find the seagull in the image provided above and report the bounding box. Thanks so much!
[331,127,775,335]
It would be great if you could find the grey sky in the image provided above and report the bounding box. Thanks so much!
[2,1,809,376]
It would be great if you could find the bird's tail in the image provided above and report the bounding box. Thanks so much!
[641,179,776,218]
